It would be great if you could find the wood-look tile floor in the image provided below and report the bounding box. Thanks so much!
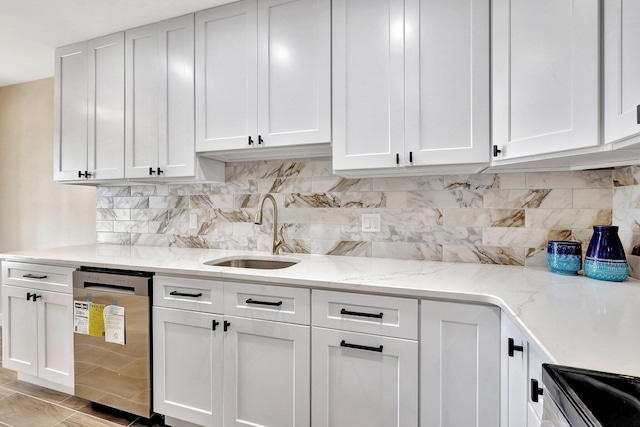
[0,329,164,427]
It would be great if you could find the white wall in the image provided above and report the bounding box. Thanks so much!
[0,78,96,251]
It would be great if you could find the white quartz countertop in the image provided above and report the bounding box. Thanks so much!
[3,244,640,378]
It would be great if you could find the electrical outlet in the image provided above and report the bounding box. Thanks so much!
[361,213,381,233]
[189,213,198,230]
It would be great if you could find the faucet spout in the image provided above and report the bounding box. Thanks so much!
[254,194,284,255]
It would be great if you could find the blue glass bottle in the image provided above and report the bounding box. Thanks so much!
[584,225,628,282]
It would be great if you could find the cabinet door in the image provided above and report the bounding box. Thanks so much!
[53,41,88,181]
[196,1,258,152]
[420,300,500,427]
[158,15,196,178]
[223,316,310,427]
[501,313,528,427]
[604,0,640,145]
[2,285,38,376]
[37,290,73,388]
[125,23,160,179]
[332,0,405,171]
[405,0,489,166]
[257,0,330,148]
[153,307,224,427]
[87,33,125,180]
[311,327,418,427]
[492,0,599,160]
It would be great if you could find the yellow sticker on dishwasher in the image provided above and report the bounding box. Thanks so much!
[88,303,106,337]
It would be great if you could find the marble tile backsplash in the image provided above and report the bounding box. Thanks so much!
[96,159,640,276]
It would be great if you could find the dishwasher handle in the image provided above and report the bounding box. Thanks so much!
[80,283,136,295]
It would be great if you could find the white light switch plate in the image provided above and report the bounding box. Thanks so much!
[189,213,198,230]
[361,214,381,233]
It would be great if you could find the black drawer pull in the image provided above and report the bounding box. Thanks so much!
[23,274,47,279]
[508,338,524,357]
[246,298,283,307]
[531,378,543,402]
[340,308,383,319]
[170,291,203,298]
[340,340,383,353]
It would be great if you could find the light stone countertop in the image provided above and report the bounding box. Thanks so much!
[3,243,640,378]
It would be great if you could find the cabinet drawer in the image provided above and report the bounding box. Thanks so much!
[223,282,310,325]
[312,290,418,340]
[153,275,223,314]
[2,261,76,294]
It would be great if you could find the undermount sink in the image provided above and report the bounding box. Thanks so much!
[203,256,300,269]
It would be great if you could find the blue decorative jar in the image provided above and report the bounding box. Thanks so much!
[584,225,628,282]
[547,241,582,275]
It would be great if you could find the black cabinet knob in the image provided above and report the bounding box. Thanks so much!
[531,378,543,402]
[493,145,502,157]
[508,338,524,357]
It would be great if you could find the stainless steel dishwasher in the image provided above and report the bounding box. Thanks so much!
[72,267,154,418]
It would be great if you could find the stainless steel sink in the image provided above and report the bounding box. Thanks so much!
[203,256,300,269]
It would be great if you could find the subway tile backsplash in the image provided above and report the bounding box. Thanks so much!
[95,159,640,278]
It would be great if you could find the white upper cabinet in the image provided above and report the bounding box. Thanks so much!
[54,33,125,182]
[332,0,490,176]
[195,0,331,161]
[126,15,204,180]
[491,0,600,162]
[605,0,640,146]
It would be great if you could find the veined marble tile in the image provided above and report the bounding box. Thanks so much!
[525,247,547,268]
[96,186,130,197]
[498,173,526,189]
[260,177,314,193]
[444,174,499,190]
[96,197,113,209]
[570,228,595,247]
[379,208,443,226]
[169,184,210,195]
[406,226,482,245]
[130,233,171,247]
[526,170,612,189]
[285,193,341,208]
[114,197,149,209]
[373,176,443,191]
[281,223,342,240]
[130,185,164,197]
[208,235,258,251]
[408,189,482,208]
[340,224,405,242]
[97,232,131,245]
[114,221,148,233]
[233,222,259,237]
[96,221,113,232]
[167,195,189,209]
[443,245,525,265]
[148,221,165,234]
[204,222,235,237]
[525,209,611,228]
[444,208,524,227]
[280,238,311,254]
[131,208,167,222]
[627,253,640,280]
[613,166,640,187]
[211,179,258,195]
[574,189,613,208]
[340,192,405,209]
[96,209,130,221]
[312,176,372,192]
[613,209,640,233]
[312,240,372,257]
[613,186,640,209]
[210,208,254,223]
[372,242,442,261]
[278,207,362,225]
[483,227,571,248]
[191,194,235,209]
[170,235,210,249]
[483,189,573,209]
[149,196,168,209]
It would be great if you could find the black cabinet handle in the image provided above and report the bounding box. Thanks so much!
[246,298,283,307]
[340,308,383,319]
[409,151,413,163]
[508,338,524,357]
[27,293,41,302]
[23,274,47,279]
[157,167,163,175]
[637,105,639,124]
[224,320,231,332]
[78,171,91,178]
[149,167,156,175]
[170,291,203,298]
[493,145,502,157]
[248,136,254,146]
[212,319,220,331]
[531,378,543,402]
[26,292,34,301]
[340,340,383,353]
[258,135,263,145]
[396,153,400,165]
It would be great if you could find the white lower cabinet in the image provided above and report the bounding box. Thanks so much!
[311,328,418,427]
[420,300,500,427]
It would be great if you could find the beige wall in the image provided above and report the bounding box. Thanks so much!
[0,78,95,253]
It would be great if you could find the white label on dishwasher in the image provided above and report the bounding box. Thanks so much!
[74,301,89,334]
[103,305,125,345]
